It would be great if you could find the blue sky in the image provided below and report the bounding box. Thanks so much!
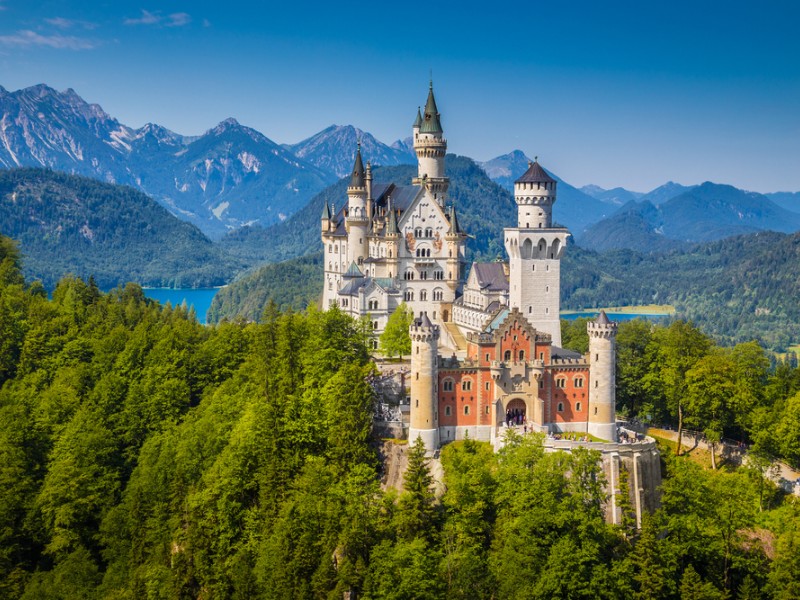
[0,0,798,192]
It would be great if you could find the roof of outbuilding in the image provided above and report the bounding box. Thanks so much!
[471,262,509,292]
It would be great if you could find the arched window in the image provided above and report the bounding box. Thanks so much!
[574,377,584,388]
[557,402,564,412]
[433,289,443,301]
[462,379,472,391]
[404,290,414,302]
[504,350,512,361]
[445,406,451,416]
[464,405,470,415]
[420,290,427,301]
[518,350,525,361]
[555,377,566,388]
[576,402,582,411]
[443,379,454,392]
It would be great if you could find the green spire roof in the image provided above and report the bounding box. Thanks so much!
[321,199,331,220]
[448,205,462,234]
[413,106,422,128]
[349,144,365,188]
[419,83,443,134]
[386,200,399,235]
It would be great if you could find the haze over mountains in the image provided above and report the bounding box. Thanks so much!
[1,84,799,254]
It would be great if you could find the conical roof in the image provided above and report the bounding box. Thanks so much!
[595,310,611,325]
[515,160,556,184]
[321,200,331,220]
[413,107,422,128]
[419,83,443,134]
[385,200,399,235]
[349,145,365,188]
[418,312,433,328]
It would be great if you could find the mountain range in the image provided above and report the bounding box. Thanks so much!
[2,84,799,254]
[578,182,800,252]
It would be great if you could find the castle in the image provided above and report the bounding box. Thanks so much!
[322,83,618,452]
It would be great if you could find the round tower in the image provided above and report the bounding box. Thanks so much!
[514,159,557,229]
[384,198,400,279]
[445,205,465,291]
[409,313,440,453]
[413,82,448,205]
[504,159,568,346]
[345,144,369,267]
[587,311,618,441]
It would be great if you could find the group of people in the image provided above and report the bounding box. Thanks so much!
[505,408,526,427]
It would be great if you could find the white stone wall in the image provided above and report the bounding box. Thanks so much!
[588,325,617,441]
[409,324,439,453]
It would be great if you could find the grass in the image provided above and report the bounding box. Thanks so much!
[648,429,718,470]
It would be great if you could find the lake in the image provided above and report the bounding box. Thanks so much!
[561,310,671,322]
[142,288,221,325]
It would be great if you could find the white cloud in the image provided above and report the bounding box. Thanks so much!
[124,10,192,27]
[45,17,98,30]
[0,30,97,50]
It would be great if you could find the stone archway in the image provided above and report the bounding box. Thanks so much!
[504,398,527,426]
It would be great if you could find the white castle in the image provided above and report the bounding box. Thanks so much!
[322,82,566,350]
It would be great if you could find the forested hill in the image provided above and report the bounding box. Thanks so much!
[219,155,518,267]
[212,229,800,351]
[1,237,799,599]
[0,168,242,289]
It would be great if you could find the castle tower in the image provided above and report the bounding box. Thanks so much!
[413,83,448,206]
[587,311,618,441]
[345,144,369,267]
[445,205,466,291]
[504,160,569,346]
[409,313,440,453]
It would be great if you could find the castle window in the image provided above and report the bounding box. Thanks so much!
[539,352,544,360]
[575,378,584,388]
[504,350,511,361]
[485,353,490,362]
[595,381,599,388]
[420,271,428,280]
[539,380,544,388]
[328,281,333,290]
[328,244,332,253]
[464,405,470,415]
[555,377,566,388]
[595,353,599,362]
[433,289,443,301]
[485,382,490,391]
[518,350,525,361]
[529,307,532,313]
[416,399,418,407]
[371,339,378,349]
[557,402,564,412]
[486,406,490,414]
[425,228,432,237]
[415,228,422,237]
[576,402,582,411]
[445,406,451,416]
[462,379,472,391]
[420,290,427,301]
[405,291,414,302]
[373,321,378,330]
[532,265,535,271]
[434,270,443,280]
[594,407,598,415]
[443,379,454,392]
[546,286,549,293]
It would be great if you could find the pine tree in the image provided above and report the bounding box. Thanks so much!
[396,437,438,541]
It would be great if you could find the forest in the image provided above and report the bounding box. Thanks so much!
[1,235,799,599]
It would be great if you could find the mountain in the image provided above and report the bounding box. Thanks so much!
[766,191,800,214]
[0,168,242,289]
[0,85,334,239]
[580,184,643,206]
[286,125,415,178]
[638,181,694,205]
[578,182,800,252]
[478,150,614,235]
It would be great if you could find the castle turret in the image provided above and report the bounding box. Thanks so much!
[587,311,618,441]
[413,83,448,205]
[445,205,466,290]
[384,198,400,279]
[504,159,569,346]
[409,313,440,453]
[345,144,369,267]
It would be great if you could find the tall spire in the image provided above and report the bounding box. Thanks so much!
[349,143,365,188]
[386,199,399,235]
[413,106,422,129]
[420,82,443,134]
[448,204,462,234]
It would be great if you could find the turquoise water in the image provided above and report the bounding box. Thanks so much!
[561,311,670,322]
[142,288,221,324]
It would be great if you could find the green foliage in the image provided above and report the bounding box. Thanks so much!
[2,233,799,599]
[380,302,413,358]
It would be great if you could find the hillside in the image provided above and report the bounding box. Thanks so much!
[0,168,242,289]
[578,182,800,252]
